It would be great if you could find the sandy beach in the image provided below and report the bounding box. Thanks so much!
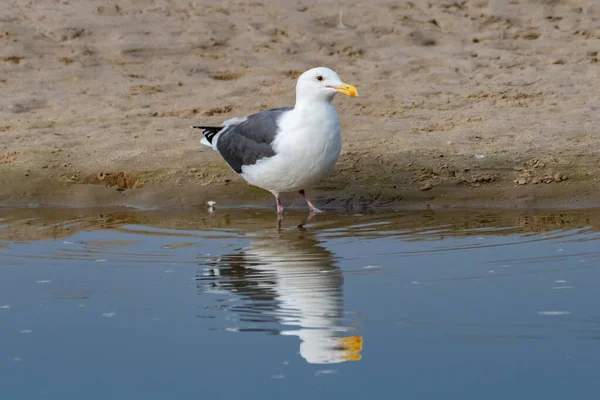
[2,0,600,210]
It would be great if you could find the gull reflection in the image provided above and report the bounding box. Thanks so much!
[198,229,362,364]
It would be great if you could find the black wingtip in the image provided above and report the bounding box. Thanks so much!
[193,126,222,144]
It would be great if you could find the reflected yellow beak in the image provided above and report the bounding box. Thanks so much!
[340,336,363,361]
[332,82,358,97]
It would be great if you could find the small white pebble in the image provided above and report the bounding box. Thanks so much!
[207,201,216,213]
[474,154,485,159]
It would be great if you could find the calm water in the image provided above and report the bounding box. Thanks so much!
[1,207,599,399]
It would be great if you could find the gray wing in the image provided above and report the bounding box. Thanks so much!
[216,107,292,174]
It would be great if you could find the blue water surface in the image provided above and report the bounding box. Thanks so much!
[0,208,599,399]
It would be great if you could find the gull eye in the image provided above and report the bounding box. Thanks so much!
[316,75,324,82]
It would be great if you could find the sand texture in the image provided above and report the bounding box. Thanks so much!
[1,0,600,210]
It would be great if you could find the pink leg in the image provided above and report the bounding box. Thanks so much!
[298,190,322,214]
[275,195,285,216]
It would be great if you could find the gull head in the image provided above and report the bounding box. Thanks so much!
[296,67,358,103]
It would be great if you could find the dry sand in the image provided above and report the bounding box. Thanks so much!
[1,0,600,211]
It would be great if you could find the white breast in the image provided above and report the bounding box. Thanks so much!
[240,104,342,194]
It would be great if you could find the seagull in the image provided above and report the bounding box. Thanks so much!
[192,67,357,217]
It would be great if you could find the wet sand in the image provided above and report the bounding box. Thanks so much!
[2,0,600,210]
[2,206,599,244]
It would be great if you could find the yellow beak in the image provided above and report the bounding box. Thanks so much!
[332,83,358,97]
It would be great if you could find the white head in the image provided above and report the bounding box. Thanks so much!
[295,67,358,104]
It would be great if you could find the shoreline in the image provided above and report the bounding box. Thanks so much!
[2,202,600,247]
[1,153,599,211]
